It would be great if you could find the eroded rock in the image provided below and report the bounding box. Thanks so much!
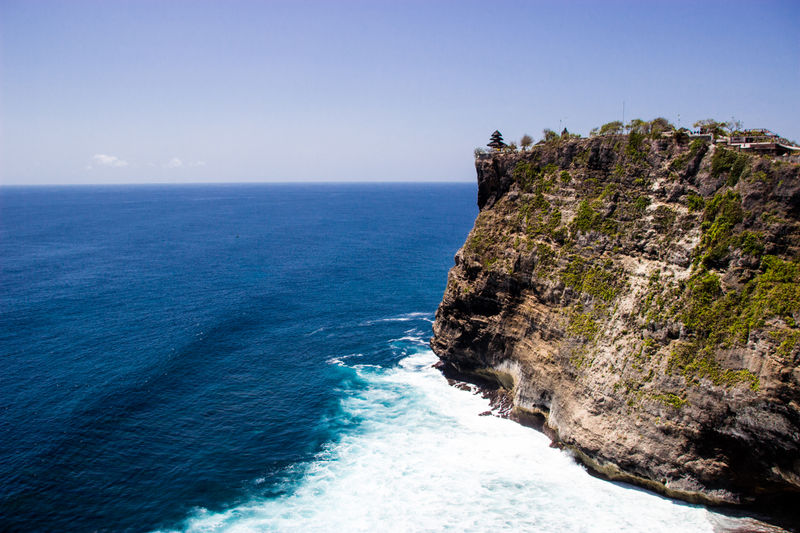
[432,136,800,515]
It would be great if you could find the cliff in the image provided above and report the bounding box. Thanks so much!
[431,133,800,510]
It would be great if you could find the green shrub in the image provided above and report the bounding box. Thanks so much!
[634,195,650,212]
[651,392,687,409]
[535,243,555,271]
[560,256,621,302]
[678,256,799,357]
[711,148,750,185]
[741,256,800,327]
[513,161,537,188]
[626,131,647,162]
[545,208,562,234]
[688,138,706,155]
[567,306,600,340]
[668,343,759,391]
[698,191,743,267]
[682,271,723,330]
[573,200,596,232]
[687,193,705,212]
[737,231,764,257]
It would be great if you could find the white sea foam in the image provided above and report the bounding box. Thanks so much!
[169,349,760,533]
[325,353,364,366]
[360,311,433,325]
[387,335,427,344]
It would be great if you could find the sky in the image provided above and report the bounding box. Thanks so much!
[0,0,798,185]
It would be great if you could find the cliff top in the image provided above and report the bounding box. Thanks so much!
[432,124,800,514]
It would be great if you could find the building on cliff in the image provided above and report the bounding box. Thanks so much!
[487,130,506,151]
[725,129,800,156]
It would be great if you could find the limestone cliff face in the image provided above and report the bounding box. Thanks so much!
[431,134,800,507]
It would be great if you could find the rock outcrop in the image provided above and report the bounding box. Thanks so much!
[431,134,800,510]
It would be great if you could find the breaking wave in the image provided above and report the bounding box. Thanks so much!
[166,339,755,533]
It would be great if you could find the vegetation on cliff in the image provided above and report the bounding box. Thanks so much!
[463,125,798,395]
[433,121,800,508]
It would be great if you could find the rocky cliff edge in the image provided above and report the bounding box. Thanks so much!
[431,134,800,511]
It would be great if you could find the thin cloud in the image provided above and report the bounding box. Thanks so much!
[86,154,128,170]
[165,157,183,168]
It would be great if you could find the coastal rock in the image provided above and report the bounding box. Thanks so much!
[431,135,800,511]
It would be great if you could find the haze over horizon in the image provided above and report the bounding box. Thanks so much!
[1,0,798,185]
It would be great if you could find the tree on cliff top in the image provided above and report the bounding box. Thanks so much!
[598,121,624,135]
[649,117,673,136]
[543,128,559,143]
[628,119,649,135]
[520,134,533,151]
[488,130,506,150]
[561,127,580,140]
[694,119,727,136]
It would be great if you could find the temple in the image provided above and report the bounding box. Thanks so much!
[488,130,506,150]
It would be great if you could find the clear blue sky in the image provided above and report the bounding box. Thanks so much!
[1,0,798,184]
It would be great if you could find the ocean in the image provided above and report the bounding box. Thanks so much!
[0,184,765,532]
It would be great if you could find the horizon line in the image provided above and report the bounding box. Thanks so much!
[0,179,476,188]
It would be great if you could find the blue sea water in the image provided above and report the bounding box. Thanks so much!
[0,184,764,532]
